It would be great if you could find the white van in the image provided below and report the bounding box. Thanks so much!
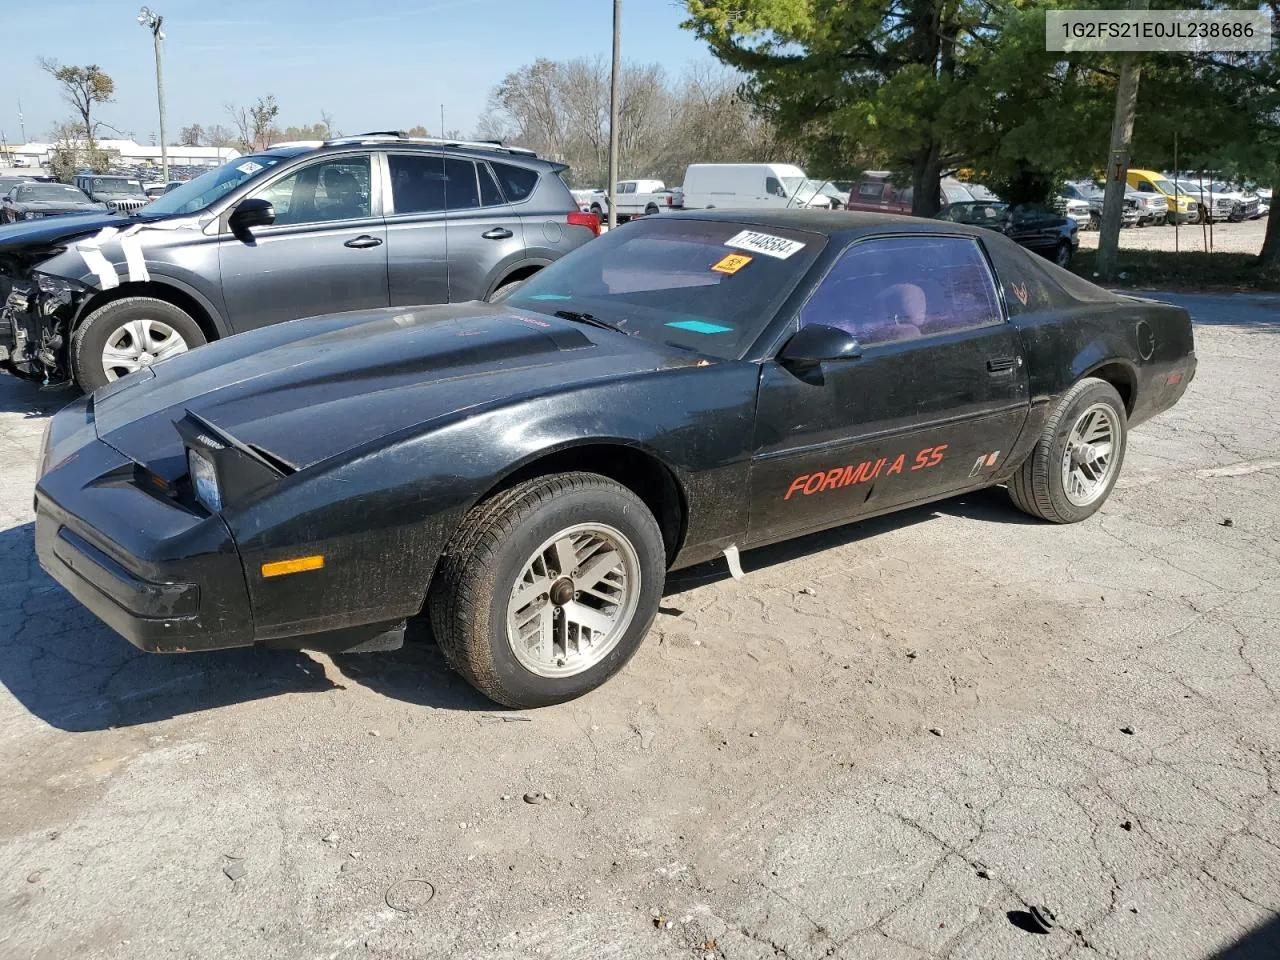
[679,163,829,210]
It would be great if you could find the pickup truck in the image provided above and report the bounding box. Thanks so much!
[585,179,675,220]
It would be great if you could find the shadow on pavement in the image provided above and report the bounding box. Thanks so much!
[1213,913,1280,959]
[0,374,75,418]
[1134,290,1280,329]
[0,521,340,732]
[667,486,1036,591]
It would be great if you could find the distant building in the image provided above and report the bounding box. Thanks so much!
[5,139,240,171]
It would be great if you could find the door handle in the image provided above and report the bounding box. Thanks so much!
[986,356,1018,375]
[481,227,514,240]
[344,235,383,249]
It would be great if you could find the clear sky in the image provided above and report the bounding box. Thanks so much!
[0,0,713,146]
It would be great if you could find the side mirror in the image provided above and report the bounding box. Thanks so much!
[228,197,275,239]
[778,323,862,365]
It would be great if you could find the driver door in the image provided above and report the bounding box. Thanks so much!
[218,154,389,332]
[747,235,1030,544]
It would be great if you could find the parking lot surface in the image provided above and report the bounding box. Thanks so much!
[1076,218,1267,255]
[0,291,1277,959]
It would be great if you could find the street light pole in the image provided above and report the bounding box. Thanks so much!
[138,7,169,183]
[607,0,621,230]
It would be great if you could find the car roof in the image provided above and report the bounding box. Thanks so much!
[663,208,996,241]
[258,136,552,166]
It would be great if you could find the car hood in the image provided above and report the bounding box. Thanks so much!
[18,200,106,213]
[91,301,704,479]
[0,210,126,251]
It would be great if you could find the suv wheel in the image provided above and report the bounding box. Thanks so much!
[590,202,603,216]
[71,296,206,392]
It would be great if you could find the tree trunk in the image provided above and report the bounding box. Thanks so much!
[1260,184,1280,270]
[910,144,943,218]
[1096,0,1149,281]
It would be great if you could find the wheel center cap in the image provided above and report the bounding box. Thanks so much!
[550,578,575,606]
[138,352,154,366]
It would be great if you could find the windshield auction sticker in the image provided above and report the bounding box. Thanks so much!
[725,230,806,259]
[1047,10,1270,52]
[711,253,753,274]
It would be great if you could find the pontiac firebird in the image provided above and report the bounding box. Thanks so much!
[33,211,1195,708]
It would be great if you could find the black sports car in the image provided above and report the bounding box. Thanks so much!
[1,182,106,224]
[33,211,1195,708]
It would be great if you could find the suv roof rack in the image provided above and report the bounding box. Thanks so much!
[322,132,538,157]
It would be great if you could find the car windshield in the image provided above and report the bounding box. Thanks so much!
[93,179,144,196]
[504,218,825,360]
[781,176,807,197]
[21,184,87,201]
[1150,177,1179,195]
[0,178,29,194]
[936,201,1009,226]
[142,154,287,216]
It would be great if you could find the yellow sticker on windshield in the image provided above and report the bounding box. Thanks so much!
[712,253,753,275]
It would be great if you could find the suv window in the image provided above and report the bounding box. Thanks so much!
[258,156,372,225]
[620,182,636,194]
[389,154,446,213]
[858,182,885,201]
[765,176,786,198]
[478,163,504,206]
[799,236,1002,346]
[490,162,539,202]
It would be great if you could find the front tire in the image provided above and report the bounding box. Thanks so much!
[1008,378,1127,523]
[590,202,603,216]
[71,296,206,392]
[1053,241,1073,267]
[429,473,666,708]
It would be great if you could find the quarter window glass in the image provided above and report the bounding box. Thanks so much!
[478,163,504,206]
[490,162,539,202]
[388,154,447,214]
[799,236,1002,346]
[258,157,371,224]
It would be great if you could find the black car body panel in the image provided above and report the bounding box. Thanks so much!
[34,212,1196,657]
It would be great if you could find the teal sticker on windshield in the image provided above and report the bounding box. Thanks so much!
[666,319,733,335]
[528,293,571,301]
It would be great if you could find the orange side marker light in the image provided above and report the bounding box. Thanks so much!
[261,555,325,578]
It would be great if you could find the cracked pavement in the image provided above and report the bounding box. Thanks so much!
[0,291,1277,959]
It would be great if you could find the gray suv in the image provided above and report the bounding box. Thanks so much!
[2,135,597,390]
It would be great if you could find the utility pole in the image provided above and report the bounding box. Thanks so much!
[1095,0,1149,281]
[138,7,169,182]
[17,101,26,143]
[607,0,621,230]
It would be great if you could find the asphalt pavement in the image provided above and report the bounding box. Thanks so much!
[0,292,1276,959]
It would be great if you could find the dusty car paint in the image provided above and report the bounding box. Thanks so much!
[33,211,1196,659]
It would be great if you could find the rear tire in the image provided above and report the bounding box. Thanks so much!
[590,202,603,216]
[487,273,535,303]
[1008,378,1127,524]
[644,203,659,216]
[428,473,666,708]
[1053,241,1073,267]
[71,296,206,392]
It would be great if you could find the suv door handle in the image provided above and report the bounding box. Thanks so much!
[344,235,383,249]
[482,227,514,240]
[986,356,1018,375]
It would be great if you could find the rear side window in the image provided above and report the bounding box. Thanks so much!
[800,236,1002,346]
[858,182,885,200]
[478,163,504,206]
[490,162,539,202]
[444,158,480,209]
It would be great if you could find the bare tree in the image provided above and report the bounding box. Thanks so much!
[38,58,115,148]
[205,124,237,149]
[477,58,782,187]
[226,95,281,152]
[179,123,204,147]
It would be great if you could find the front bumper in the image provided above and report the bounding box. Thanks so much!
[34,402,256,652]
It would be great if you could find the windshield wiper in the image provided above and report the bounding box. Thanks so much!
[553,309,633,336]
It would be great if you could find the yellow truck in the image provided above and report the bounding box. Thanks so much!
[1126,169,1201,224]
